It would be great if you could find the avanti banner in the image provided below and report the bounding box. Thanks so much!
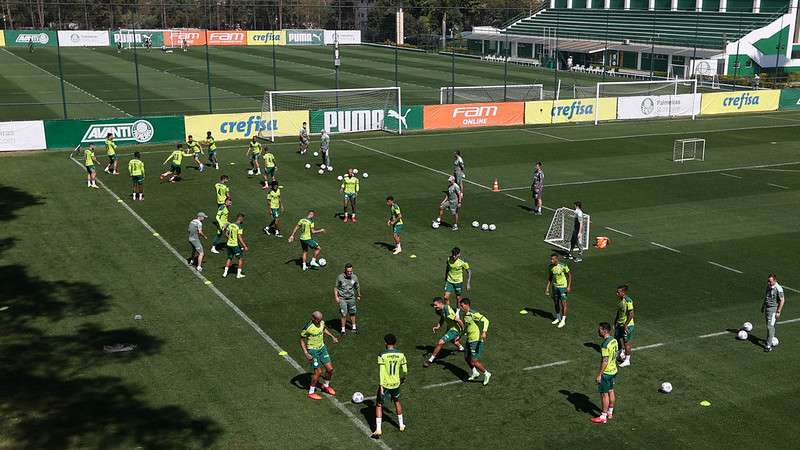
[5,30,57,47]
[44,116,185,149]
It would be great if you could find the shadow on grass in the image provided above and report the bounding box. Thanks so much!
[358,399,399,434]
[559,389,601,417]
[373,241,395,251]
[290,373,312,391]
[414,345,468,379]
[727,328,764,348]
[523,307,555,321]
[583,342,601,353]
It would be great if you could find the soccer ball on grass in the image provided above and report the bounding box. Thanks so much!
[742,322,753,332]
[481,223,489,231]
[318,258,327,267]
[471,221,480,228]
[489,224,497,231]
[304,163,311,169]
[660,382,673,394]
[352,392,364,404]
[318,169,325,175]
[736,330,748,340]
[431,221,440,229]
[313,152,319,157]
[362,172,369,178]
[337,175,343,181]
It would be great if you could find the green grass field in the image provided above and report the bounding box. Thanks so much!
[3,110,800,449]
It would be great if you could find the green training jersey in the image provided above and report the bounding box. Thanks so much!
[341,175,359,194]
[300,320,325,350]
[447,258,470,284]
[169,150,184,166]
[84,149,95,166]
[550,263,570,289]
[187,140,202,154]
[206,137,217,151]
[226,223,242,247]
[441,304,460,331]
[128,158,144,176]
[462,308,489,343]
[249,141,262,155]
[378,349,408,389]
[616,295,635,326]
[601,336,618,375]
[297,218,313,240]
[216,204,229,227]
[215,182,229,204]
[267,189,281,209]
[390,204,403,225]
[263,152,276,168]
[105,138,116,156]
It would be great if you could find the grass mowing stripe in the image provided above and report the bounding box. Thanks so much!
[522,360,572,371]
[650,242,681,253]
[67,155,390,450]
[605,226,633,237]
[707,261,744,274]
[520,128,573,141]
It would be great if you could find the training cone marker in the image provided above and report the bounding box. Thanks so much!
[410,254,417,258]
[204,280,212,285]
[519,309,529,315]
[117,199,123,203]
[699,400,711,407]
[152,232,160,237]
[278,351,288,356]
[134,314,142,320]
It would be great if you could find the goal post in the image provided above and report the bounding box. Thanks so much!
[544,207,591,252]
[261,87,402,142]
[594,78,698,125]
[439,84,544,104]
[673,138,705,163]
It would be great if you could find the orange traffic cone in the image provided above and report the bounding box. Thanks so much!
[491,178,500,192]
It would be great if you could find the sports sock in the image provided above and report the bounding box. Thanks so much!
[237,268,242,276]
[322,379,329,388]
[600,412,607,419]
[308,386,315,394]
[428,355,435,363]
[375,417,382,432]
[310,258,317,264]
[341,327,346,333]
[223,267,229,276]
[352,324,357,330]
[457,345,465,351]
[608,406,614,415]
[472,367,480,375]
[397,415,404,427]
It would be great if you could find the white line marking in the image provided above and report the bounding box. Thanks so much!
[650,242,681,253]
[499,161,800,191]
[69,156,388,449]
[770,115,800,123]
[570,123,800,142]
[782,285,800,294]
[767,183,790,190]
[698,331,729,339]
[750,168,800,173]
[778,317,800,325]
[707,261,743,274]
[719,172,742,179]
[605,227,633,237]
[521,128,573,141]
[3,48,131,117]
[632,343,665,351]
[421,380,464,390]
[522,360,571,371]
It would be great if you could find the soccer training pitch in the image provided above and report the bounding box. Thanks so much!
[2,110,800,448]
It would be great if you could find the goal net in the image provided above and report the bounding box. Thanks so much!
[440,84,544,104]
[673,138,705,163]
[591,79,698,124]
[545,207,591,252]
[261,87,402,142]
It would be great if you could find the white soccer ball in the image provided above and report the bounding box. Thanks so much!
[481,223,489,231]
[431,221,440,229]
[352,168,359,174]
[318,169,325,175]
[337,175,343,181]
[320,164,327,170]
[327,166,334,172]
[742,322,753,332]
[362,172,369,178]
[660,382,673,394]
[318,258,327,267]
[247,169,253,176]
[489,224,497,231]
[352,392,364,404]
[772,337,779,346]
[471,220,480,228]
[304,163,311,169]
[313,152,319,157]
[737,330,748,340]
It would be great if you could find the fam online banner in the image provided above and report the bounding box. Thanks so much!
[700,89,780,115]
[246,30,286,46]
[525,98,617,124]
[423,102,524,130]
[163,29,206,46]
[207,30,247,46]
[184,111,309,141]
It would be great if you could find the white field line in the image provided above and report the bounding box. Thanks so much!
[750,168,800,173]
[569,123,800,142]
[778,317,800,325]
[650,242,681,253]
[719,172,742,179]
[708,261,743,274]
[68,156,389,449]
[770,115,800,123]
[632,342,665,351]
[782,285,800,294]
[421,380,463,389]
[499,160,800,191]
[3,48,132,117]
[521,128,573,141]
[698,331,730,339]
[767,183,790,190]
[522,360,571,371]
[604,227,633,237]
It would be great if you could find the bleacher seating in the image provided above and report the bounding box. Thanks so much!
[504,9,784,49]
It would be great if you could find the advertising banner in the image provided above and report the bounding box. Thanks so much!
[310,106,423,134]
[57,30,110,47]
[112,30,164,47]
[424,102,524,130]
[246,30,286,46]
[525,98,617,124]
[617,94,701,120]
[0,121,47,152]
[286,29,324,46]
[5,30,57,47]
[323,30,362,45]
[184,111,309,140]
[700,89,780,115]
[163,29,206,47]
[44,116,185,149]
[207,30,247,46]
[778,88,800,110]
[0,32,5,47]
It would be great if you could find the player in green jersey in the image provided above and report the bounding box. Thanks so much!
[128,151,145,201]
[186,135,204,172]
[340,168,360,223]
[545,253,573,329]
[288,210,326,271]
[223,213,249,279]
[263,181,284,237]
[160,143,190,183]
[444,247,472,305]
[424,297,465,367]
[246,136,263,176]
[592,322,618,424]
[385,196,403,255]
[262,147,277,183]
[205,131,219,170]
[104,134,119,175]
[459,298,492,385]
[371,333,407,438]
[214,175,230,207]
[210,198,231,254]
[300,311,339,400]
[614,285,635,368]
[83,144,99,188]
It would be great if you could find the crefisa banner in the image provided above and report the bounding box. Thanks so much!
[617,94,701,120]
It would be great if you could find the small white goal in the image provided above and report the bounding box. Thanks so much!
[545,207,591,252]
[673,138,705,163]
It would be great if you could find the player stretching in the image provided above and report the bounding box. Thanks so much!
[592,322,619,424]
[320,130,332,169]
[246,136,262,176]
[187,135,204,172]
[531,161,544,215]
[205,131,219,170]
[459,298,491,385]
[434,176,462,231]
[288,210,326,271]
[569,201,585,262]
[223,213,248,279]
[211,198,231,253]
[299,122,310,154]
[104,134,119,175]
[453,151,465,192]
[83,144,100,188]
[444,247,471,305]
[264,181,284,237]
[300,311,339,400]
[371,333,408,438]
[545,253,572,328]
[262,146,277,183]
[615,285,635,367]
[424,297,465,368]
[128,151,145,201]
[214,175,230,208]
[160,143,189,183]
[334,263,361,334]
[340,168,359,222]
[386,196,403,254]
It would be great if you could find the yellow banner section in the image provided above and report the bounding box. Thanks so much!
[700,89,780,115]
[0,32,5,47]
[184,111,308,141]
[525,98,617,124]
[246,30,286,46]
